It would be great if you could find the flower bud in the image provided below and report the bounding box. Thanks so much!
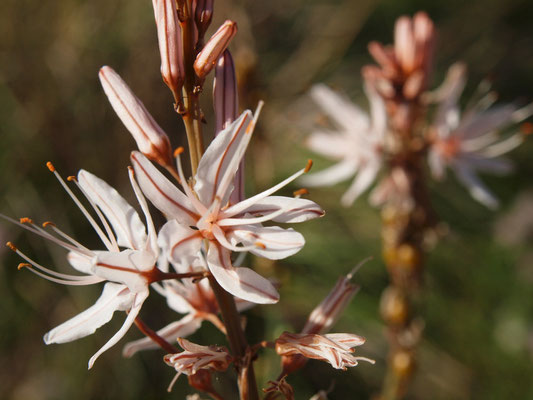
[214,50,238,134]
[194,20,237,79]
[195,0,214,39]
[152,0,185,98]
[99,66,173,167]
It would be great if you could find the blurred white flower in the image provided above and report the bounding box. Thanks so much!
[428,63,533,208]
[300,84,386,206]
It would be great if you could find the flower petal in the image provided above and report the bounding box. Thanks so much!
[306,130,352,159]
[122,313,202,358]
[194,111,253,205]
[229,225,305,260]
[229,196,324,223]
[453,163,499,209]
[131,151,198,225]
[158,220,203,266]
[340,161,381,207]
[67,251,93,274]
[92,249,156,293]
[43,282,134,345]
[300,159,358,187]
[310,84,370,132]
[78,170,147,251]
[88,289,149,368]
[207,243,279,304]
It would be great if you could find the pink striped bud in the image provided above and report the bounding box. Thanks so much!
[152,0,185,98]
[99,66,173,167]
[195,0,214,39]
[194,20,237,79]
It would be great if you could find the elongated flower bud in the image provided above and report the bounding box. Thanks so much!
[194,20,237,79]
[195,0,214,39]
[152,0,185,98]
[99,66,173,167]
[214,50,238,134]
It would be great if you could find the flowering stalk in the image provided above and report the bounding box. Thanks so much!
[174,5,258,397]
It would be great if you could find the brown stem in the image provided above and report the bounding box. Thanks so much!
[380,153,435,400]
[134,317,178,354]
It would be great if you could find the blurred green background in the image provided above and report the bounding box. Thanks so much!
[1,0,533,399]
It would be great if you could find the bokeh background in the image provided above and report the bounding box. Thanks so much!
[1,0,533,398]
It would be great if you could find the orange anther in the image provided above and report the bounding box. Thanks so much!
[67,176,77,182]
[46,162,55,172]
[255,242,266,249]
[18,263,31,270]
[521,122,533,135]
[42,221,56,228]
[173,147,185,157]
[19,217,33,224]
[293,188,309,197]
[6,242,17,251]
[304,159,313,173]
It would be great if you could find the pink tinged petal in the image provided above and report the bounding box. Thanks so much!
[230,225,305,260]
[428,148,446,180]
[364,82,387,141]
[394,16,416,73]
[195,0,214,37]
[92,249,156,293]
[324,333,366,348]
[432,63,467,130]
[67,251,93,275]
[207,244,279,304]
[152,0,184,96]
[300,159,358,187]
[99,66,173,166]
[131,151,198,225]
[88,289,149,369]
[158,220,203,265]
[230,196,324,223]
[194,20,237,79]
[194,111,253,205]
[123,314,202,358]
[43,282,134,345]
[310,84,369,132]
[457,105,518,139]
[340,161,381,207]
[453,163,499,209]
[77,170,147,251]
[305,130,352,159]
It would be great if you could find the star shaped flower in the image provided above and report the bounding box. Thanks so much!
[428,63,533,208]
[300,84,386,206]
[131,109,324,304]
[4,166,166,368]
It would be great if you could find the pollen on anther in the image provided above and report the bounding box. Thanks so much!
[174,147,185,157]
[255,241,266,249]
[18,263,31,270]
[67,176,77,182]
[293,188,309,197]
[19,217,34,224]
[6,242,17,251]
[46,162,55,172]
[304,159,313,173]
[521,122,533,136]
[42,221,56,228]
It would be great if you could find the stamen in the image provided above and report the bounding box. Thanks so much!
[221,163,311,219]
[175,151,208,215]
[19,264,104,285]
[47,165,115,251]
[347,256,373,280]
[19,217,34,224]
[173,147,185,157]
[128,167,157,253]
[211,225,264,253]
[255,242,266,249]
[44,223,91,252]
[18,262,30,270]
[42,221,55,227]
[293,188,309,197]
[6,241,17,251]
[167,372,181,392]
[304,159,313,173]
[71,178,119,251]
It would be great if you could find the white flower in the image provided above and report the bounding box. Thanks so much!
[4,165,162,368]
[300,84,386,206]
[428,63,533,209]
[131,108,324,304]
